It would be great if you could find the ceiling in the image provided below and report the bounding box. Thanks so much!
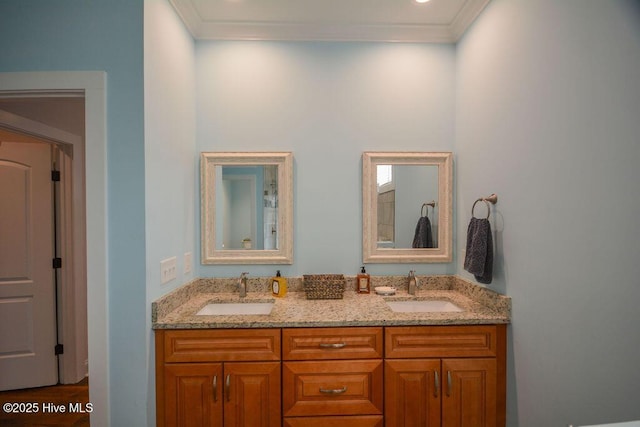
[0,1,489,135]
[169,0,491,43]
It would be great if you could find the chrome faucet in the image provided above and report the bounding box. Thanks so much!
[408,270,418,295]
[238,272,249,297]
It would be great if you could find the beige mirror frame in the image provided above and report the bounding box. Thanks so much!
[201,152,293,264]
[362,152,453,263]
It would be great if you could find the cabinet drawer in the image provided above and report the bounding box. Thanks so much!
[283,360,383,417]
[161,329,281,362]
[284,415,384,427]
[385,325,499,358]
[283,327,383,360]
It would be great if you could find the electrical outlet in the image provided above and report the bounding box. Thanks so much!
[160,257,177,284]
[184,252,193,274]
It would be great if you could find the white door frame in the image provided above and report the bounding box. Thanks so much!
[0,72,109,427]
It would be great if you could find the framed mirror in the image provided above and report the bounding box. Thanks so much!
[201,152,293,264]
[362,152,453,263]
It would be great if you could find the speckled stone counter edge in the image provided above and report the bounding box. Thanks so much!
[152,275,511,328]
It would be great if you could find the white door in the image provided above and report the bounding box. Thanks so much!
[0,140,58,391]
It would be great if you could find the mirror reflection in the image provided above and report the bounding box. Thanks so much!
[215,165,279,250]
[362,152,453,264]
[376,165,439,249]
[201,152,293,265]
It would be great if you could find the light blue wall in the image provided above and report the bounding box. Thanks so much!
[0,1,147,425]
[5,1,639,426]
[144,0,196,426]
[145,0,196,301]
[456,1,640,425]
[195,41,457,278]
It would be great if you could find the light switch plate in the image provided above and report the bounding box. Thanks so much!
[160,257,177,284]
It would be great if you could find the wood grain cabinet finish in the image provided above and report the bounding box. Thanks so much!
[283,360,383,417]
[284,415,384,427]
[156,329,281,427]
[385,359,441,427]
[282,327,383,360]
[163,363,222,427]
[161,329,280,363]
[385,325,499,359]
[385,325,506,427]
[282,327,384,426]
[442,358,498,427]
[156,325,506,427]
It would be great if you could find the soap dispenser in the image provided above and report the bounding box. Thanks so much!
[271,270,287,297]
[357,266,370,294]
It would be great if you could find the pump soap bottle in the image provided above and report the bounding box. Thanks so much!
[357,266,370,294]
[271,270,287,297]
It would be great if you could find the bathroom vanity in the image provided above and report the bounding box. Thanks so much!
[153,276,510,427]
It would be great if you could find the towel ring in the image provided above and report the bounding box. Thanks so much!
[471,194,498,219]
[421,201,435,218]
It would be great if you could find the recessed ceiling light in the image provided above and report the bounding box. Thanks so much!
[415,0,431,3]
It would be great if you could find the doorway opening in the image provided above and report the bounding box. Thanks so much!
[0,104,88,389]
[0,72,108,427]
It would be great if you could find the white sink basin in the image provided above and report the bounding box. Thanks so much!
[196,302,274,316]
[386,300,464,313]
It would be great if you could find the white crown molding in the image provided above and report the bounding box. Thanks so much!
[168,0,203,38]
[450,0,491,41]
[170,0,490,43]
[198,21,457,43]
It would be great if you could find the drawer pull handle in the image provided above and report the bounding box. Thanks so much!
[213,375,218,402]
[446,371,452,397]
[434,371,439,398]
[319,342,347,349]
[225,374,231,402]
[319,386,348,395]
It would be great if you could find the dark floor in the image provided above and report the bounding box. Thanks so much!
[0,378,90,427]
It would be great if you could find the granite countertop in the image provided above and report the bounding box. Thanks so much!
[152,275,511,329]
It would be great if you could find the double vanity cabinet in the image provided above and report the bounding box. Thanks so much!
[155,324,506,427]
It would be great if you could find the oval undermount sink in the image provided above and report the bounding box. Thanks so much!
[386,300,464,313]
[196,302,274,316]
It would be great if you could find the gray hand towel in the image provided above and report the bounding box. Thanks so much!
[463,217,493,284]
[412,216,434,249]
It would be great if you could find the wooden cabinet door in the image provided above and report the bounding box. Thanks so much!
[385,359,441,427]
[223,362,281,427]
[164,363,223,427]
[442,358,497,427]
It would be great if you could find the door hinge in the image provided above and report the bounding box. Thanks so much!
[55,344,64,355]
[51,170,61,182]
[52,258,62,269]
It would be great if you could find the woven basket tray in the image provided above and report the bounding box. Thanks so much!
[303,274,345,300]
